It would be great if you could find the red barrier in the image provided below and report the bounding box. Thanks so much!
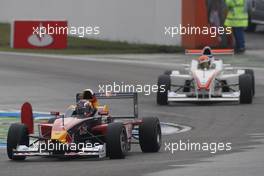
[182,0,232,49]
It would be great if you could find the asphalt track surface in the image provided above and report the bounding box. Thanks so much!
[0,52,264,176]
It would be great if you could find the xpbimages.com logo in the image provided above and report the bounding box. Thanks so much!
[33,141,101,153]
[164,140,232,154]
[98,82,166,96]
[32,24,100,38]
[165,24,232,38]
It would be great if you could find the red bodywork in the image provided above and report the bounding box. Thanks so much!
[21,102,34,134]
[192,71,220,90]
[21,102,143,143]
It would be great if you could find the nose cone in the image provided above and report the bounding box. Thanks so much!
[194,70,216,90]
[51,119,70,143]
[51,129,68,143]
[50,117,82,143]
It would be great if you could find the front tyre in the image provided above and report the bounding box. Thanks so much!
[7,123,29,160]
[245,69,255,96]
[157,74,171,105]
[239,74,253,104]
[106,123,128,159]
[139,117,162,153]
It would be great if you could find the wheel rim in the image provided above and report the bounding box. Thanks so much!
[157,133,160,144]
[120,128,127,153]
[156,125,161,146]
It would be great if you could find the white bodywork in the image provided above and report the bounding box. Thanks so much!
[168,58,245,102]
[13,143,106,158]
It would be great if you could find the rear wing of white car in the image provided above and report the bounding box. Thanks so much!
[185,49,234,55]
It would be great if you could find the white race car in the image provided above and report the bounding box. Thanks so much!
[157,47,255,105]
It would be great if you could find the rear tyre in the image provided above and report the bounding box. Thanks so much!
[245,69,255,96]
[48,118,57,124]
[106,123,128,159]
[239,74,253,104]
[164,70,172,75]
[7,123,29,160]
[157,74,171,105]
[222,80,230,92]
[183,80,191,92]
[139,117,161,153]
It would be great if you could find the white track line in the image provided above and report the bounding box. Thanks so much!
[1,51,264,70]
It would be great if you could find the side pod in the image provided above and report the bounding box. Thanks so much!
[21,102,34,134]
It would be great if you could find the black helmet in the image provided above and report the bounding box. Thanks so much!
[82,89,94,100]
[203,46,212,57]
[76,100,92,116]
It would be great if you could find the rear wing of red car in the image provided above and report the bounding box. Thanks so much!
[185,49,234,55]
[76,92,138,119]
[21,102,34,134]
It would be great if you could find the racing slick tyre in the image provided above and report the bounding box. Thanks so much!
[239,74,253,104]
[157,74,171,105]
[106,122,128,159]
[139,117,161,153]
[48,118,57,124]
[222,80,230,92]
[183,80,191,92]
[7,123,29,160]
[245,69,255,96]
[164,70,172,75]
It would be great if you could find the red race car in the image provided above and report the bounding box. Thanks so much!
[7,92,161,160]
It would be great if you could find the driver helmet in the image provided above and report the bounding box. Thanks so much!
[198,55,211,70]
[82,89,94,100]
[202,46,212,57]
[76,100,93,116]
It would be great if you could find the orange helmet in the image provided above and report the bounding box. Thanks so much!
[198,55,210,63]
[198,55,210,69]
